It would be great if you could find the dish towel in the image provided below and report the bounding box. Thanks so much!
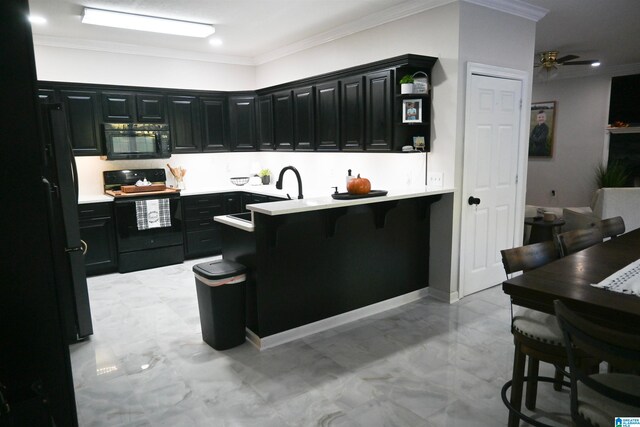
[591,258,640,297]
[135,199,171,230]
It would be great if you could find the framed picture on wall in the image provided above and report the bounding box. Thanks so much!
[529,101,556,157]
[402,99,422,123]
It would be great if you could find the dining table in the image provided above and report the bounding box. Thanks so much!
[502,227,640,334]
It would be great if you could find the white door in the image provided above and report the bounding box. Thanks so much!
[461,73,522,296]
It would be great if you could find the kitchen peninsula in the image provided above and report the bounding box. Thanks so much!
[215,187,452,349]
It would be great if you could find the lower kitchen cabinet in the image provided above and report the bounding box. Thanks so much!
[78,202,118,276]
[182,194,225,259]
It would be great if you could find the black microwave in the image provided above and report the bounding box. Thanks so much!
[103,123,171,160]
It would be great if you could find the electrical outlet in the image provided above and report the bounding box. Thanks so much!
[427,172,443,188]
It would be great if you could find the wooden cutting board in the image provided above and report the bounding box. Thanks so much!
[121,184,166,193]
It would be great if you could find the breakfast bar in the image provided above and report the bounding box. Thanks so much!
[215,187,451,349]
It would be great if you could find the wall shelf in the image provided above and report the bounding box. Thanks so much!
[606,126,640,134]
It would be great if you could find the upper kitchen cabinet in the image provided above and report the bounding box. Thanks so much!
[136,93,166,123]
[200,96,228,152]
[101,91,135,122]
[273,90,294,151]
[168,95,202,153]
[315,81,340,151]
[293,86,315,151]
[257,95,274,151]
[365,70,393,151]
[228,95,257,151]
[340,76,365,151]
[59,89,102,156]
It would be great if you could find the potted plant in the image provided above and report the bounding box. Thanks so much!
[595,161,630,188]
[258,169,271,185]
[399,74,414,94]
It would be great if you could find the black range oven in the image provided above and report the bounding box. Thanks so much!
[104,169,184,273]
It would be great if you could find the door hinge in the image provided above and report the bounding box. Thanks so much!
[516,174,519,184]
[519,99,522,110]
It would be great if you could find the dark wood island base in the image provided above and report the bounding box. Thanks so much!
[220,194,442,348]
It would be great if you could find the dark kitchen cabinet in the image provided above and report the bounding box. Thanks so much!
[257,95,274,150]
[340,76,365,151]
[365,70,393,151]
[182,194,225,259]
[60,89,102,156]
[136,93,166,122]
[229,95,257,151]
[101,91,135,122]
[38,88,56,103]
[273,90,294,151]
[168,95,201,153]
[78,202,117,276]
[200,96,228,152]
[293,86,315,151]
[316,81,340,151]
[224,192,243,214]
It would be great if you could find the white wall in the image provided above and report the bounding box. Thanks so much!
[33,45,256,91]
[526,75,611,207]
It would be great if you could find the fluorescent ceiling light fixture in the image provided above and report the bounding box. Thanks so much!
[28,15,47,24]
[591,61,601,67]
[81,7,215,38]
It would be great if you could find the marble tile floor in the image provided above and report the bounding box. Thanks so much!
[71,257,572,426]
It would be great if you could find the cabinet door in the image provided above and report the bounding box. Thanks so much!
[229,96,256,151]
[365,70,392,151]
[200,96,228,152]
[101,91,135,122]
[340,76,365,151]
[316,81,340,151]
[168,95,201,153]
[257,95,274,150]
[224,193,242,214]
[79,216,118,276]
[60,89,102,156]
[273,90,294,151]
[293,86,314,151]
[136,93,166,122]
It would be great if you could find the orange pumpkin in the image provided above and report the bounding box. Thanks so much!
[347,174,371,195]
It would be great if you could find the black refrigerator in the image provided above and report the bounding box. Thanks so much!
[40,102,93,342]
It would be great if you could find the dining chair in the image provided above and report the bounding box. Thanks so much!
[500,241,567,427]
[595,216,625,239]
[557,227,603,257]
[554,300,640,427]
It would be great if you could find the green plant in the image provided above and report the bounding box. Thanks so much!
[258,168,271,177]
[595,161,630,188]
[399,74,414,84]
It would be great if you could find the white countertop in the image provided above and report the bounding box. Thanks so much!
[247,186,454,216]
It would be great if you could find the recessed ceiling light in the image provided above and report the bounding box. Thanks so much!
[28,15,47,24]
[591,62,601,67]
[81,7,215,38]
[208,38,223,46]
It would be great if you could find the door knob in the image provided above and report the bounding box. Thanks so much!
[468,196,481,206]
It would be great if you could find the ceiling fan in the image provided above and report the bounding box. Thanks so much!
[535,51,600,79]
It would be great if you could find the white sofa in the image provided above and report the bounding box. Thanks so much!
[524,188,640,243]
[563,188,640,233]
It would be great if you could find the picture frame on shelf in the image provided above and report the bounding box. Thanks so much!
[402,99,422,123]
[413,136,425,150]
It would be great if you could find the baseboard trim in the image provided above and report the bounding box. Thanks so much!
[246,287,430,351]
[428,287,459,303]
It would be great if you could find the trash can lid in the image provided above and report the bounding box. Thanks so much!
[193,259,246,280]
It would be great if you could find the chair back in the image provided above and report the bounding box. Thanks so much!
[595,216,625,239]
[500,240,560,275]
[553,300,640,422]
[557,227,603,257]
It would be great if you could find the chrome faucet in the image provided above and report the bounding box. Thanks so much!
[275,166,303,200]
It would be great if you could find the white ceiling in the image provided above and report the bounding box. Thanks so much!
[28,0,640,74]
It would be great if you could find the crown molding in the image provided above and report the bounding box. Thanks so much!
[254,0,455,65]
[462,0,548,22]
[32,35,256,66]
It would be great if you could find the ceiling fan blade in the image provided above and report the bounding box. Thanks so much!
[556,54,579,63]
[562,60,599,65]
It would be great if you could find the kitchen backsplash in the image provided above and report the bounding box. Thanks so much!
[75,152,427,198]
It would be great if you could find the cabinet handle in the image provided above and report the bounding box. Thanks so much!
[80,239,88,255]
[199,222,209,226]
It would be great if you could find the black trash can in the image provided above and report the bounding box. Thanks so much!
[193,260,247,350]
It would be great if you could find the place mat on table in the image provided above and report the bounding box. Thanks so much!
[591,258,640,297]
